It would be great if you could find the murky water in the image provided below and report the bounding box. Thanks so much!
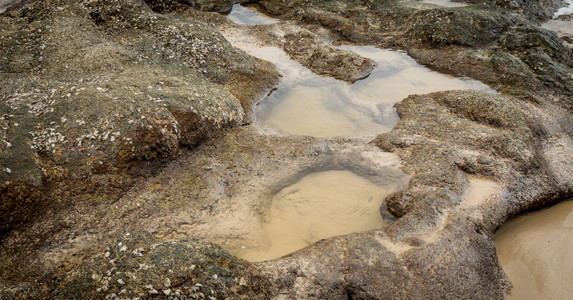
[224,6,493,138]
[421,0,468,8]
[227,4,278,25]
[542,19,573,35]
[495,200,573,299]
[255,45,493,137]
[232,170,396,262]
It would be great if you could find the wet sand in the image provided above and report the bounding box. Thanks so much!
[233,170,393,262]
[495,200,573,299]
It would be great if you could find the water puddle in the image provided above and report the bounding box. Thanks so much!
[232,170,397,262]
[542,19,573,36]
[421,0,468,8]
[495,200,573,299]
[219,9,492,263]
[255,45,493,137]
[226,3,278,25]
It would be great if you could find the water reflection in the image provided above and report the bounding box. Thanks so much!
[421,0,468,8]
[495,200,573,299]
[255,45,493,138]
[227,4,278,25]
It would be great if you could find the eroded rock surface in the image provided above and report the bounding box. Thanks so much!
[283,29,376,82]
[1,232,270,299]
[0,0,278,245]
[1,0,573,299]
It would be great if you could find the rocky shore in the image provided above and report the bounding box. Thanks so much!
[1,0,572,299]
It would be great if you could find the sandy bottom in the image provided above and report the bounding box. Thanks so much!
[232,170,393,262]
[495,200,573,299]
[227,4,278,25]
[255,45,493,138]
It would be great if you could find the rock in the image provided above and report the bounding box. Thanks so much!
[2,0,573,299]
[257,90,573,299]
[0,0,278,235]
[0,232,270,299]
[283,29,376,82]
[493,0,568,21]
[407,4,516,47]
[254,0,573,111]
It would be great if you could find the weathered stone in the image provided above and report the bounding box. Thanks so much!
[0,0,278,235]
[283,29,376,82]
[0,232,270,299]
[2,0,573,299]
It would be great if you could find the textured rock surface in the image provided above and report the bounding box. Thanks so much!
[283,29,376,82]
[1,232,270,299]
[0,0,278,236]
[1,0,573,299]
[257,90,573,299]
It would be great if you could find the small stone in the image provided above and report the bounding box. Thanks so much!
[5,168,11,174]
[105,252,110,258]
[477,156,492,165]
[117,279,125,285]
[238,277,248,286]
[120,245,127,252]
[163,289,171,296]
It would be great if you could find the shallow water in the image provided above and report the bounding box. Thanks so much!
[495,200,573,299]
[421,0,468,8]
[542,19,573,35]
[255,45,493,137]
[232,170,395,262]
[227,4,278,25]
